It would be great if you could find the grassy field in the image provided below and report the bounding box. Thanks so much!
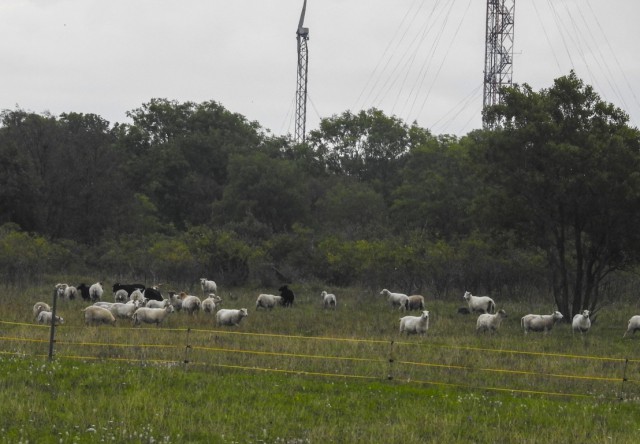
[2,283,640,443]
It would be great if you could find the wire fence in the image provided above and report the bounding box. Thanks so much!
[1,319,639,401]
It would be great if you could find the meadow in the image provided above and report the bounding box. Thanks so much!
[2,283,640,443]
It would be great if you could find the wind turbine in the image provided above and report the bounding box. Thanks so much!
[294,0,310,143]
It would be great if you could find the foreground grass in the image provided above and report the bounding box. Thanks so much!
[1,356,640,444]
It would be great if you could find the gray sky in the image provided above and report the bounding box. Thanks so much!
[1,0,638,137]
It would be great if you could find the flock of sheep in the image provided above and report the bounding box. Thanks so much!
[31,280,312,330]
[29,281,640,339]
[383,288,640,338]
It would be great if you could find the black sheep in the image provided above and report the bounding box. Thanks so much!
[279,285,295,307]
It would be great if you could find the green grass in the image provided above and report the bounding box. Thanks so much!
[2,284,640,442]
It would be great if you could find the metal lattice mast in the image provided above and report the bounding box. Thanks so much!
[483,0,515,127]
[295,0,309,144]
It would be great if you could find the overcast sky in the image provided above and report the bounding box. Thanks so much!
[2,0,638,137]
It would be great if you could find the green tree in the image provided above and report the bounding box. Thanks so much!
[214,152,310,237]
[120,99,264,228]
[307,108,414,202]
[476,72,640,316]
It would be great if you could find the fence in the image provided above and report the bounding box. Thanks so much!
[1,319,639,401]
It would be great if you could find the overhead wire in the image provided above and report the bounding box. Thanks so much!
[413,0,472,124]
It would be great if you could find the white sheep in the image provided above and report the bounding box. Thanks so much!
[114,289,129,303]
[321,291,337,309]
[179,292,202,315]
[521,311,563,334]
[109,302,140,319]
[168,292,183,312]
[256,294,283,310]
[463,291,496,314]
[623,315,640,338]
[572,310,591,334]
[200,278,217,295]
[145,299,170,309]
[476,309,508,333]
[93,301,114,309]
[132,305,175,326]
[83,305,116,326]
[407,295,425,311]
[55,283,68,299]
[33,302,51,319]
[36,310,64,325]
[64,285,78,300]
[89,282,104,302]
[380,289,409,311]
[216,308,248,326]
[129,289,144,303]
[399,310,430,335]
[202,294,222,314]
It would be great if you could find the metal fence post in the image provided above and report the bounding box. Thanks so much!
[183,328,192,369]
[48,288,58,361]
[387,340,395,380]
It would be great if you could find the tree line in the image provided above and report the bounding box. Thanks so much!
[1,72,639,317]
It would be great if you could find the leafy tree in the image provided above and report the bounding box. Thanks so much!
[214,152,311,237]
[476,72,640,316]
[313,179,388,240]
[120,99,264,228]
[307,108,413,202]
[392,135,476,239]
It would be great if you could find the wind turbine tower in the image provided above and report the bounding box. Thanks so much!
[483,0,515,126]
[295,0,310,143]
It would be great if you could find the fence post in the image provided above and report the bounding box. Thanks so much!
[387,340,395,380]
[48,288,58,361]
[619,358,629,400]
[183,328,192,370]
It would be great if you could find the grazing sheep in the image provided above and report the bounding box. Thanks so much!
[200,278,217,295]
[399,310,430,335]
[143,286,163,301]
[77,283,91,301]
[321,291,337,309]
[129,289,144,303]
[114,289,129,303]
[179,292,202,315]
[64,285,78,300]
[55,283,68,299]
[380,289,409,311]
[83,306,116,326]
[112,282,145,298]
[256,294,283,310]
[216,308,248,327]
[476,310,508,333]
[572,310,591,334]
[89,282,104,302]
[463,291,496,314]
[279,285,295,307]
[33,302,51,319]
[407,295,425,311]
[623,315,640,338]
[109,302,139,319]
[36,311,64,325]
[145,299,170,309]
[168,291,182,312]
[521,311,564,334]
[202,294,222,314]
[132,305,174,326]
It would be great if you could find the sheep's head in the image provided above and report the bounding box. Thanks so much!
[321,291,327,297]
[380,289,389,296]
[463,291,471,301]
[552,311,563,320]
[582,310,590,318]
[421,310,429,319]
[497,309,508,318]
[240,308,248,317]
